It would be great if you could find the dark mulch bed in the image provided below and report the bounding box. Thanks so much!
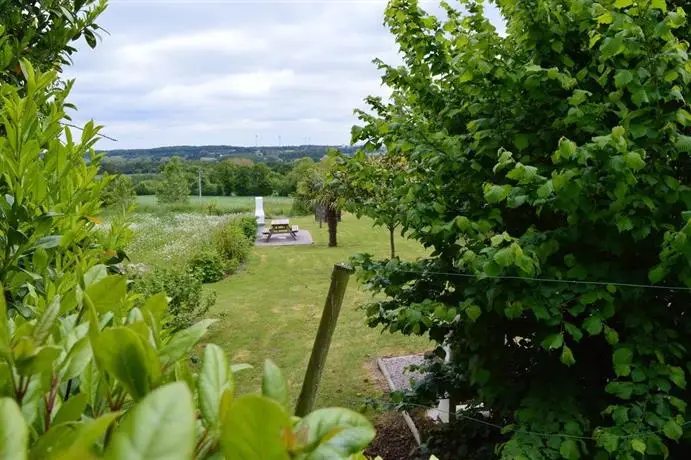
[364,411,419,459]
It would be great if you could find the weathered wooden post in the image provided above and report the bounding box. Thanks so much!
[295,263,354,416]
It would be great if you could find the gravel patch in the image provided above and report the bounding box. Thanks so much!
[380,354,427,391]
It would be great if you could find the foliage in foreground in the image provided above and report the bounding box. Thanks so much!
[0,268,375,459]
[353,0,691,458]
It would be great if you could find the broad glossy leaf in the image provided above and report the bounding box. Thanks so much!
[220,395,290,460]
[105,383,195,460]
[0,283,9,358]
[32,296,60,344]
[663,420,682,440]
[559,439,579,460]
[60,336,92,380]
[56,412,121,460]
[198,343,233,428]
[262,359,289,409]
[85,275,126,314]
[0,398,28,460]
[52,393,87,425]
[159,319,216,368]
[92,327,157,400]
[140,293,167,323]
[29,423,79,460]
[294,408,375,459]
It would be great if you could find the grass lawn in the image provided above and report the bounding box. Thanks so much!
[205,214,431,410]
[134,195,293,216]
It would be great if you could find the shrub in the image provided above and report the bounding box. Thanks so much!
[204,200,223,216]
[187,249,226,283]
[353,0,691,458]
[290,196,313,216]
[234,215,258,240]
[101,174,136,210]
[213,222,252,265]
[131,266,215,331]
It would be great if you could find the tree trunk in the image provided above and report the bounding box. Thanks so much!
[326,207,338,247]
[389,225,396,258]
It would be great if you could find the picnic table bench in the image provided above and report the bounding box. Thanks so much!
[262,219,299,241]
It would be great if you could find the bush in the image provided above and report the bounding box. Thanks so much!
[234,215,258,240]
[213,222,252,265]
[101,174,136,210]
[187,249,226,283]
[204,200,223,216]
[290,196,313,216]
[131,266,216,331]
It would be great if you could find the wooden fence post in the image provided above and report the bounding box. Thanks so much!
[295,263,354,416]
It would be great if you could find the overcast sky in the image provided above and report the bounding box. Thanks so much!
[66,0,504,149]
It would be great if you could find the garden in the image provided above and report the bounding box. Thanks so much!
[2,0,691,459]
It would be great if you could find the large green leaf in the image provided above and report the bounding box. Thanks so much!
[32,296,60,345]
[197,343,233,428]
[105,383,195,460]
[85,275,127,314]
[0,283,9,359]
[262,359,289,409]
[52,393,87,426]
[59,336,92,381]
[29,423,80,460]
[0,398,28,460]
[220,395,290,460]
[159,319,216,368]
[56,412,121,460]
[293,408,375,459]
[92,327,158,400]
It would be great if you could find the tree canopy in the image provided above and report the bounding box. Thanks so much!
[353,0,691,457]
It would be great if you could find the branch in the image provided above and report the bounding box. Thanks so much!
[61,122,118,142]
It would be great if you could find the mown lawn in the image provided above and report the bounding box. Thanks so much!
[204,214,431,410]
[134,195,293,216]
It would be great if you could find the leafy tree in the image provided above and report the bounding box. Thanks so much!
[296,154,342,247]
[334,153,405,258]
[0,0,106,85]
[353,0,691,458]
[101,174,136,210]
[156,156,190,204]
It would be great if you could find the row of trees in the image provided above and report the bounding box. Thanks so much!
[343,0,691,458]
[120,156,320,199]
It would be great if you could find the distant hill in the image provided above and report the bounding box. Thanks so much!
[100,144,359,163]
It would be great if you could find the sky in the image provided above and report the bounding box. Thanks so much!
[66,0,505,149]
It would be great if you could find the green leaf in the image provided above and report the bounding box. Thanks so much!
[105,383,195,460]
[542,333,564,350]
[0,283,9,359]
[583,315,603,335]
[669,366,686,389]
[262,360,289,409]
[631,439,646,454]
[493,247,515,267]
[220,395,291,460]
[663,420,682,441]
[564,323,583,342]
[561,345,576,366]
[614,0,633,7]
[59,412,121,459]
[85,275,127,314]
[604,326,619,345]
[613,348,633,377]
[624,152,645,170]
[559,439,580,459]
[675,135,691,153]
[32,235,61,249]
[651,0,667,11]
[198,344,233,429]
[605,381,633,399]
[52,393,87,426]
[159,319,216,368]
[32,296,60,344]
[60,336,92,381]
[294,408,375,458]
[92,327,158,400]
[0,398,28,460]
[614,70,633,88]
[483,184,511,204]
[600,36,624,59]
[632,89,649,107]
[465,304,482,322]
[231,363,253,373]
[140,293,168,323]
[616,216,633,232]
[513,134,530,151]
[29,423,79,460]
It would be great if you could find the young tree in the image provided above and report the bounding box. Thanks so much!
[353,0,691,457]
[157,156,190,204]
[296,155,342,247]
[334,152,405,258]
[101,174,136,210]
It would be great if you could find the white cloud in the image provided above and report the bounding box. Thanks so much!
[66,0,504,149]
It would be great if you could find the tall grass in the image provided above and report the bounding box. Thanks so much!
[133,195,295,217]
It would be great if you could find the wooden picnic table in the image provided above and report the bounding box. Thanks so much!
[263,219,299,241]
